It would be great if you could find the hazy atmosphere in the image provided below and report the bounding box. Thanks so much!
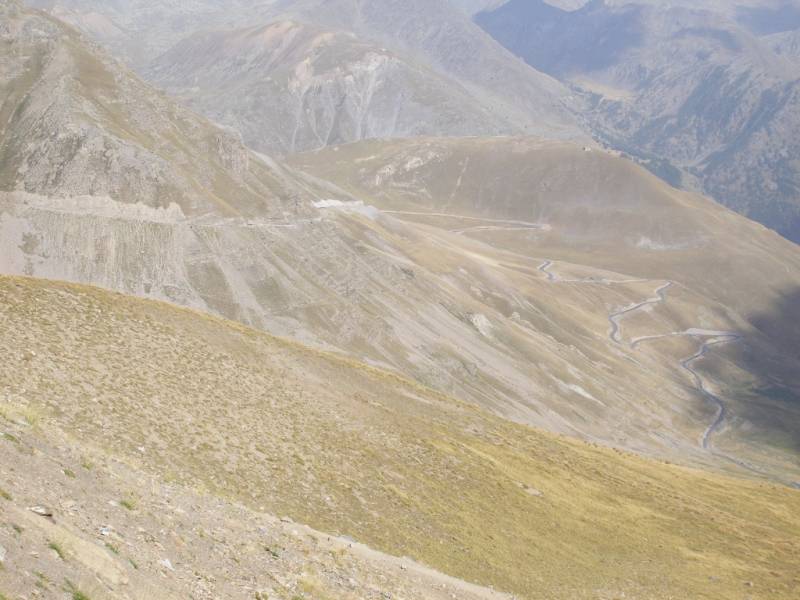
[1,1,799,599]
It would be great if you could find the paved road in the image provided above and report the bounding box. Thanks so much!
[538,259,557,282]
[678,335,742,449]
[539,260,738,453]
[538,259,787,481]
[608,282,673,344]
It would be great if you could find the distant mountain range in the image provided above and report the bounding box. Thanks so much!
[30,0,585,145]
[28,0,800,243]
[146,20,517,155]
[476,0,800,244]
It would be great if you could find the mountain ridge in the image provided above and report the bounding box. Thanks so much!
[28,0,587,142]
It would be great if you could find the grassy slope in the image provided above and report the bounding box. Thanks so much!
[1,276,799,599]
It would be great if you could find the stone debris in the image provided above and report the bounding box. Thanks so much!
[29,505,53,518]
[160,558,175,572]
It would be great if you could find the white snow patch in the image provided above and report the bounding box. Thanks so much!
[313,199,379,219]
[555,379,604,406]
[684,328,737,337]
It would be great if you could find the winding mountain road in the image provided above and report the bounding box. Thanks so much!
[678,335,742,449]
[383,211,549,231]
[537,260,648,286]
[608,282,673,343]
[538,259,747,456]
[538,259,557,282]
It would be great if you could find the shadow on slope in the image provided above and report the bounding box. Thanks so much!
[476,0,645,77]
[728,286,800,460]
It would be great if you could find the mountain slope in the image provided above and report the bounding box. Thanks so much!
[146,20,515,155]
[0,406,503,600]
[476,0,800,243]
[291,136,800,331]
[3,2,800,482]
[2,275,800,600]
[257,0,584,139]
[448,0,507,16]
[768,28,800,59]
[290,136,800,477]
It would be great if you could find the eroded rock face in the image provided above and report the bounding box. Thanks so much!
[146,21,516,155]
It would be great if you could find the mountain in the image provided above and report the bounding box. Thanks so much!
[4,2,800,483]
[736,1,800,35]
[146,20,515,155]
[476,0,800,244]
[2,4,800,596]
[447,0,508,17]
[2,274,800,600]
[24,0,253,69]
[0,1,315,219]
[235,0,585,139]
[28,0,586,142]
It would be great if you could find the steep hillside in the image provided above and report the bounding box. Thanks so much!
[147,20,514,155]
[448,0,507,16]
[768,28,800,58]
[2,275,800,600]
[476,0,800,243]
[247,0,584,139]
[0,412,503,600]
[736,1,800,35]
[291,136,800,327]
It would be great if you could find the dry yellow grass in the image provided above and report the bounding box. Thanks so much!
[1,275,799,599]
